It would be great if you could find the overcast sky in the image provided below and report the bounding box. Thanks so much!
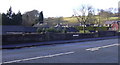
[0,0,119,17]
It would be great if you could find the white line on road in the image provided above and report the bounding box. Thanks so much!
[2,51,74,64]
[86,43,120,51]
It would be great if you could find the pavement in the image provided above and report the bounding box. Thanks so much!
[1,38,119,64]
[1,36,119,49]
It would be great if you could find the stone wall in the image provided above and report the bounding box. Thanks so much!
[2,31,118,45]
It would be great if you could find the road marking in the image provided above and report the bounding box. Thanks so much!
[2,51,74,64]
[86,43,120,51]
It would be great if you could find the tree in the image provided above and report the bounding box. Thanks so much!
[38,11,44,24]
[22,10,39,26]
[2,7,22,25]
[7,6,12,19]
[73,5,95,33]
[98,9,113,24]
[2,13,10,25]
[44,17,66,27]
[11,11,22,25]
[55,17,64,26]
[11,13,16,25]
[16,11,22,25]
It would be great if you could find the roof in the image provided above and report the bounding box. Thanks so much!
[66,27,79,32]
[105,21,118,24]
[2,25,37,34]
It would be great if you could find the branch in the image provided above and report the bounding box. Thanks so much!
[73,9,82,22]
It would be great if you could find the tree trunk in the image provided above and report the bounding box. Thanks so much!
[83,21,85,33]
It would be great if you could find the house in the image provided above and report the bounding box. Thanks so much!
[111,21,120,31]
[104,21,116,27]
[33,23,50,28]
[104,21,120,31]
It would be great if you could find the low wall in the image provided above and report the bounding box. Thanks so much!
[3,34,45,45]
[98,31,117,37]
[2,31,118,45]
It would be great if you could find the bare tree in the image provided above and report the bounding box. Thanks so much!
[97,8,114,25]
[73,5,95,33]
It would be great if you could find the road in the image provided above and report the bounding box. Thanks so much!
[2,38,119,64]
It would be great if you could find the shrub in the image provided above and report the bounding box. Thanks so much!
[95,27,108,31]
[46,27,62,33]
[79,30,90,33]
[74,26,108,31]
[62,28,67,33]
[85,27,95,31]
[37,28,45,33]
[74,26,83,30]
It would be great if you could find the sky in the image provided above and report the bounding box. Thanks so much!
[0,0,119,17]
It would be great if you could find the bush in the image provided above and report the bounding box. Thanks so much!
[75,26,95,31]
[62,28,67,33]
[95,27,108,31]
[46,27,62,33]
[79,30,90,33]
[74,26,83,30]
[74,26,108,31]
[37,28,45,33]
[85,27,95,31]
[37,27,67,33]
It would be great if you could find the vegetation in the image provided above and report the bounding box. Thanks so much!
[63,16,118,23]
[2,7,22,25]
[37,27,65,33]
[63,17,78,23]
[1,6,119,34]
[74,26,108,32]
[2,7,44,26]
[37,26,109,34]
[44,17,68,27]
[22,10,39,26]
[46,27,61,33]
[37,28,46,33]
[22,10,44,26]
[38,11,44,24]
[43,6,118,30]
[95,27,108,31]
[79,30,90,33]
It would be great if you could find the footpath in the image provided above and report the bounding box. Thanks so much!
[1,36,119,49]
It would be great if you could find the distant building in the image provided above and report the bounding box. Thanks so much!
[104,21,120,31]
[111,21,120,31]
[104,21,116,27]
[33,23,50,28]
